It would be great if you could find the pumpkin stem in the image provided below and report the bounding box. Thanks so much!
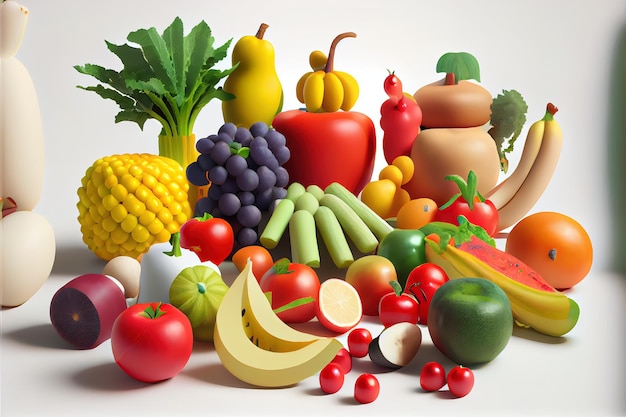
[324,32,357,73]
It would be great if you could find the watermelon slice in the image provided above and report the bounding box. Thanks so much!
[456,236,557,293]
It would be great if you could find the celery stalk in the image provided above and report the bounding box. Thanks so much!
[289,210,320,268]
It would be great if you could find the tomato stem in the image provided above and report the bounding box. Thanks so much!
[141,302,166,319]
[389,280,403,296]
[163,232,182,257]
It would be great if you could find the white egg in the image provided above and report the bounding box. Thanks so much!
[1,211,56,307]
[102,255,141,299]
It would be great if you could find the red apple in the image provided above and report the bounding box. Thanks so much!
[272,109,376,195]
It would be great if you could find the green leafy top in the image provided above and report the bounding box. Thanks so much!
[420,215,496,251]
[436,52,481,84]
[488,89,529,173]
[439,170,485,210]
[74,17,237,138]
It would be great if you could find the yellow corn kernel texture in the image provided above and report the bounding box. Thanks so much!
[76,153,192,261]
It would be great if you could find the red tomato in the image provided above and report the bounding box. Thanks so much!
[330,348,352,374]
[420,361,447,392]
[273,109,377,195]
[260,258,320,323]
[434,171,499,236]
[179,213,234,264]
[319,363,345,394]
[447,365,475,398]
[111,302,193,383]
[347,328,373,358]
[345,255,398,316]
[378,281,419,327]
[354,373,380,404]
[505,212,593,290]
[231,245,274,283]
[380,71,422,164]
[404,263,449,324]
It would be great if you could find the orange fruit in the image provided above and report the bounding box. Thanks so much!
[396,198,438,229]
[231,245,274,283]
[316,278,363,334]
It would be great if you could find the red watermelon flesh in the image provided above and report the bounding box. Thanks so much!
[456,236,558,293]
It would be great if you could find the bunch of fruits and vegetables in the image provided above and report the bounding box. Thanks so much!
[2,6,599,406]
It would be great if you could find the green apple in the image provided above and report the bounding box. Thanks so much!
[427,277,512,365]
[169,265,229,342]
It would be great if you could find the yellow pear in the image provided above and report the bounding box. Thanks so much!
[222,23,283,128]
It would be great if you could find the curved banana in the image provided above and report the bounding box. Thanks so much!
[495,103,562,231]
[485,114,546,208]
[213,259,343,387]
[425,238,579,337]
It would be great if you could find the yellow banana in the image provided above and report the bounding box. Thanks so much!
[213,259,342,387]
[302,71,325,112]
[485,113,546,209]
[424,237,579,337]
[495,103,562,231]
[321,72,345,112]
[334,70,359,111]
[295,32,359,112]
[295,71,313,104]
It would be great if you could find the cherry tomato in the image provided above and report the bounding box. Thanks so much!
[505,212,593,290]
[231,245,274,283]
[347,328,373,358]
[404,263,449,324]
[447,365,475,398]
[378,281,419,327]
[260,258,320,323]
[420,361,446,392]
[383,71,404,100]
[330,348,352,374]
[396,198,438,230]
[179,213,234,264]
[111,302,193,383]
[354,373,380,404]
[319,363,345,394]
[434,171,499,237]
[345,255,398,316]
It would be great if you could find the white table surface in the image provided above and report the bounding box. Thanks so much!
[3,1,626,416]
[1,245,625,417]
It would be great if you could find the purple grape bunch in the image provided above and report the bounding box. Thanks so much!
[186,121,290,247]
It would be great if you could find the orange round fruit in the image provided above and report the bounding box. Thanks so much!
[505,212,593,290]
[231,245,274,283]
[345,255,397,316]
[396,198,438,229]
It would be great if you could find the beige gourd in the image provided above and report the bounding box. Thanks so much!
[1,0,45,210]
[1,1,55,307]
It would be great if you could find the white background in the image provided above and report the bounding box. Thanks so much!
[3,1,626,416]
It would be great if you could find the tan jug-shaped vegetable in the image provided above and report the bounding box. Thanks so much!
[222,23,283,129]
[1,0,45,212]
